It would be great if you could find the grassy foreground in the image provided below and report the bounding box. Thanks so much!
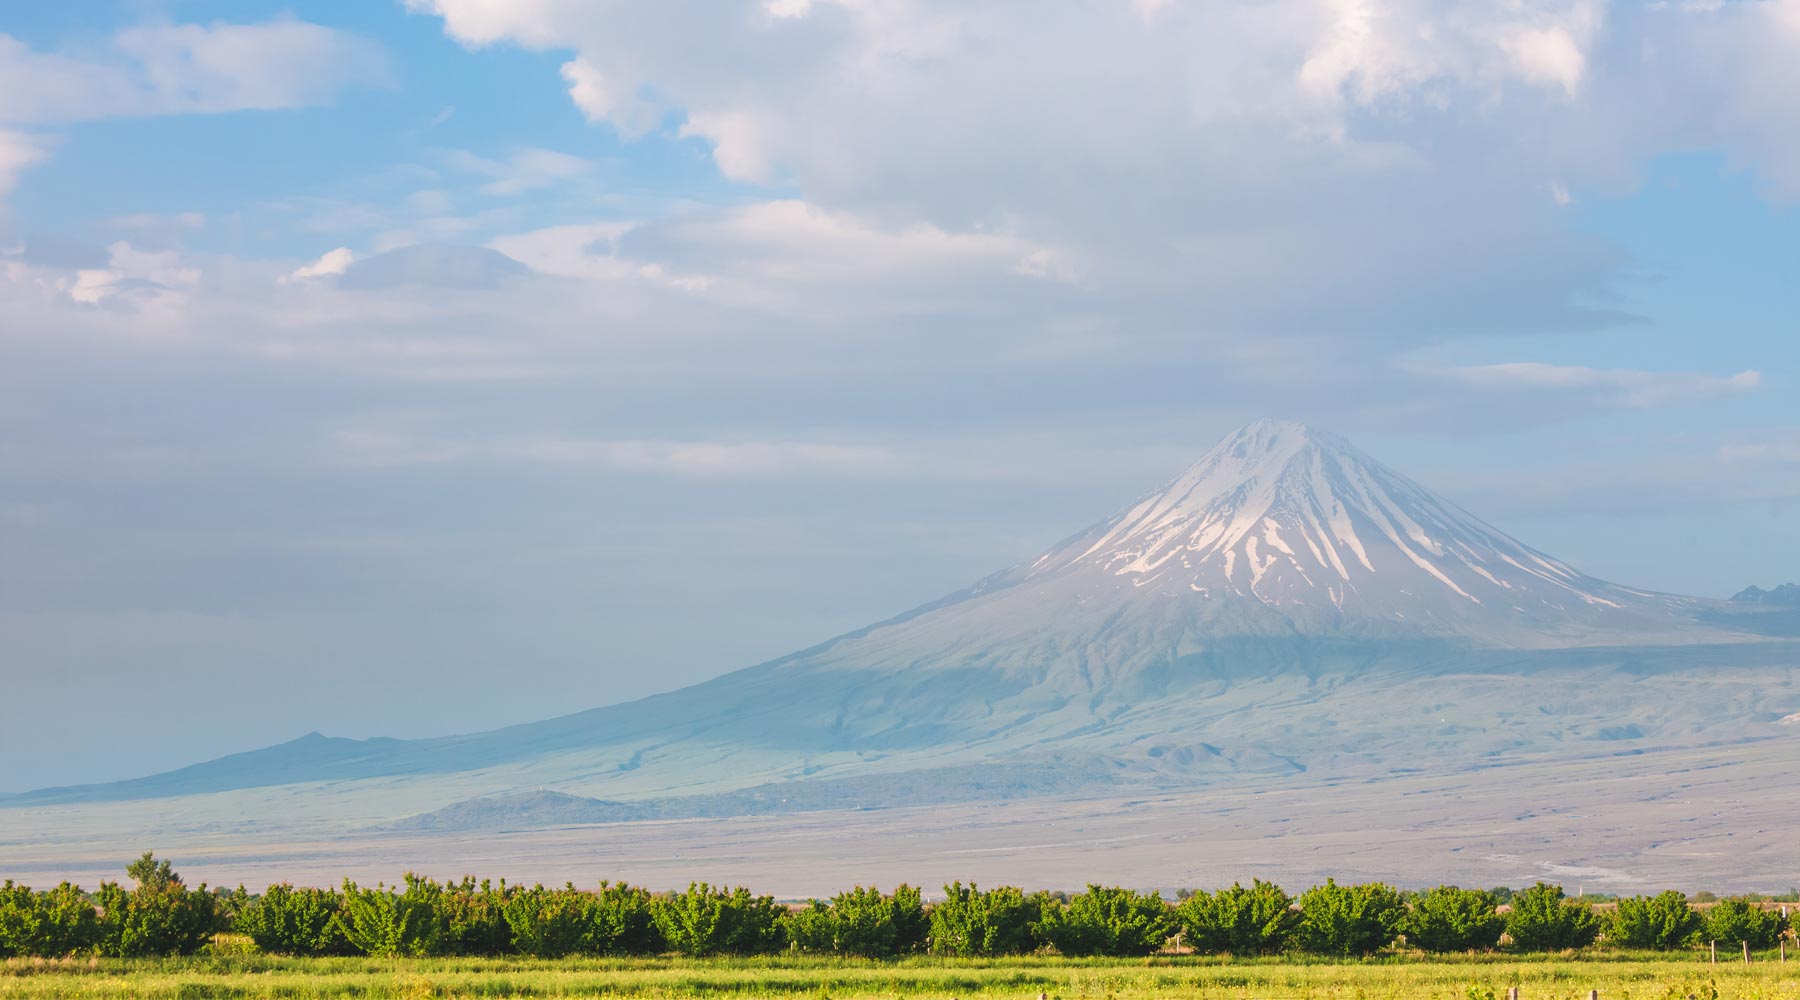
[3,953,1798,1000]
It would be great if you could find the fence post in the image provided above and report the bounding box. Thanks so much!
[1588,991,1598,1000]
[1780,938,1786,963]
[1710,941,1717,964]
[1507,987,1519,1000]
[1743,940,1750,964]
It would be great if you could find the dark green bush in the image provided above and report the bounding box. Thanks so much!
[235,883,351,956]
[335,874,447,957]
[1402,886,1503,952]
[85,855,220,958]
[787,885,927,957]
[1609,891,1700,950]
[1503,882,1602,951]
[651,883,784,956]
[589,881,661,955]
[785,900,837,954]
[436,877,512,955]
[1176,880,1298,955]
[1294,879,1405,956]
[503,884,596,958]
[1037,884,1173,957]
[1701,899,1786,949]
[927,882,1044,956]
[0,881,99,957]
[93,882,219,957]
[501,882,658,957]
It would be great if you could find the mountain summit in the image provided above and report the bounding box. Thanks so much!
[982,419,1686,644]
[7,420,1791,827]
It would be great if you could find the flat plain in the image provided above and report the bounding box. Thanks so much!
[5,739,1793,897]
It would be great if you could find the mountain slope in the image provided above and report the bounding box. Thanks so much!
[7,420,1793,818]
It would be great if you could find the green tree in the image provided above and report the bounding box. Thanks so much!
[1294,880,1406,956]
[334,875,446,957]
[1402,886,1503,952]
[126,853,178,893]
[0,882,44,957]
[1038,885,1173,957]
[788,885,927,957]
[1609,891,1700,950]
[503,885,595,958]
[87,854,219,957]
[927,882,1044,957]
[235,883,351,956]
[437,877,512,955]
[651,883,784,956]
[93,882,219,957]
[1175,880,1298,955]
[589,881,661,955]
[1701,899,1786,950]
[1503,883,1602,951]
[785,900,837,953]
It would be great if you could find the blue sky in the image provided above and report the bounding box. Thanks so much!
[2,0,1796,789]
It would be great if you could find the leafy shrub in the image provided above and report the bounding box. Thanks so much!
[1176,880,1298,955]
[928,882,1044,956]
[1609,891,1700,950]
[785,900,837,954]
[788,885,927,957]
[501,882,658,957]
[0,882,100,957]
[1294,880,1405,956]
[436,877,512,955]
[94,883,219,957]
[1701,899,1786,949]
[235,883,351,956]
[1503,883,1602,951]
[335,875,447,957]
[1038,885,1173,957]
[1403,886,1503,952]
[651,883,784,956]
[504,885,596,958]
[589,882,662,955]
[85,855,220,958]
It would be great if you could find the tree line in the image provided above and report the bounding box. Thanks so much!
[0,855,1791,959]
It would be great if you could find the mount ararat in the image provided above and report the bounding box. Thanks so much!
[5,421,1797,892]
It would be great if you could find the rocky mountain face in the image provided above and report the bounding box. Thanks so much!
[7,421,1796,833]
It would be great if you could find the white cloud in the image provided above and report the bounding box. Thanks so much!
[558,58,660,137]
[679,110,774,185]
[406,0,1800,212]
[112,211,207,231]
[0,129,50,203]
[442,146,593,195]
[331,419,901,477]
[0,19,387,125]
[282,247,355,283]
[1446,362,1763,409]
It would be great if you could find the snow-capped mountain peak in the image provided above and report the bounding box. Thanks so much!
[1014,419,1680,637]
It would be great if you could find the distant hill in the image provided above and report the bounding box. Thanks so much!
[1731,583,1800,605]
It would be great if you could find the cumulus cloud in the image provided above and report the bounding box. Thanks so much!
[390,0,1800,360]
[282,247,355,283]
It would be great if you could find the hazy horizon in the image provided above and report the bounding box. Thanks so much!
[3,1,1798,792]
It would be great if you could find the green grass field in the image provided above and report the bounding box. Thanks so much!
[4,952,1797,1000]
